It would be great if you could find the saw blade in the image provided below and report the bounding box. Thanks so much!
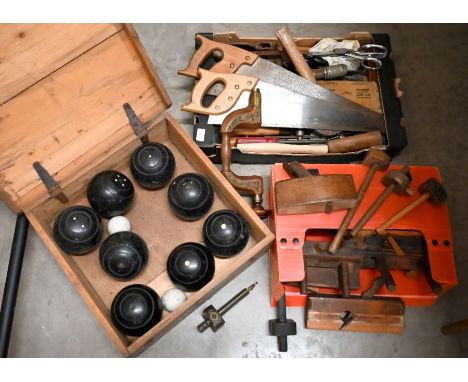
[207,81,385,133]
[204,59,380,116]
[240,58,379,115]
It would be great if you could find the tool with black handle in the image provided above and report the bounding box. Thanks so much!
[269,292,296,352]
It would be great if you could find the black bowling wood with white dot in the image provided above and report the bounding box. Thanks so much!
[166,242,215,292]
[167,173,214,221]
[99,231,149,281]
[203,209,250,258]
[130,142,175,189]
[53,205,103,255]
[87,170,135,218]
[111,284,163,337]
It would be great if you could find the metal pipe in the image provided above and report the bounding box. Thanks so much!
[0,213,30,357]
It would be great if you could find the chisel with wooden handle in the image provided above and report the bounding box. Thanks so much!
[231,131,383,154]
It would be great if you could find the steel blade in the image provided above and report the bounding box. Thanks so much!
[207,82,385,133]
[238,58,380,116]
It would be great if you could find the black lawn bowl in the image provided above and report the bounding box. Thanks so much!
[87,170,134,218]
[167,173,214,221]
[130,143,175,189]
[166,242,215,292]
[53,205,103,255]
[99,231,148,280]
[203,209,250,258]
[111,284,163,337]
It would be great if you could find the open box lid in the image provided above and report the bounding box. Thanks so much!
[0,24,171,213]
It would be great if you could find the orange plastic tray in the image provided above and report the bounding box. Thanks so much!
[268,163,457,307]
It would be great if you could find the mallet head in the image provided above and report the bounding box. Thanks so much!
[362,149,391,170]
[419,177,447,204]
[382,166,413,195]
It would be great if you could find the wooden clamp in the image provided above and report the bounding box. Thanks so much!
[220,89,270,218]
[33,161,68,204]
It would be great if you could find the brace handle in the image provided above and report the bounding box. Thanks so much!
[220,90,270,218]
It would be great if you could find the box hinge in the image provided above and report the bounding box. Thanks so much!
[33,161,69,204]
[124,103,149,144]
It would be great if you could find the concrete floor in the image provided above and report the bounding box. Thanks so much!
[1,24,467,357]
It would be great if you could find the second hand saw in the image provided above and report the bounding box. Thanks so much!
[181,68,385,133]
[179,34,384,133]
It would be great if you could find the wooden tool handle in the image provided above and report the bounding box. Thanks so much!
[237,143,328,155]
[182,69,258,115]
[233,126,283,136]
[375,193,430,235]
[178,34,259,78]
[276,27,316,83]
[328,131,383,153]
[283,161,312,178]
[441,319,468,336]
[340,263,351,298]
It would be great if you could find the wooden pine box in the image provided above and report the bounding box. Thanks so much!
[0,24,274,356]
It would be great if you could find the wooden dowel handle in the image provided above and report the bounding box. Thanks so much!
[350,184,395,237]
[441,319,468,336]
[221,132,233,174]
[282,161,312,179]
[233,126,282,136]
[340,262,350,298]
[276,27,316,83]
[328,164,379,254]
[328,131,383,153]
[375,193,430,234]
[386,235,405,257]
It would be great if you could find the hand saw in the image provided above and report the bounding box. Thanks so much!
[182,69,385,133]
[178,34,382,118]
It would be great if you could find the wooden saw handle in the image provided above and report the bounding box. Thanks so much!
[178,34,259,78]
[181,69,258,115]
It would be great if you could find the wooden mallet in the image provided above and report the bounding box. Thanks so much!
[328,149,390,254]
[349,166,413,238]
[376,177,447,235]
